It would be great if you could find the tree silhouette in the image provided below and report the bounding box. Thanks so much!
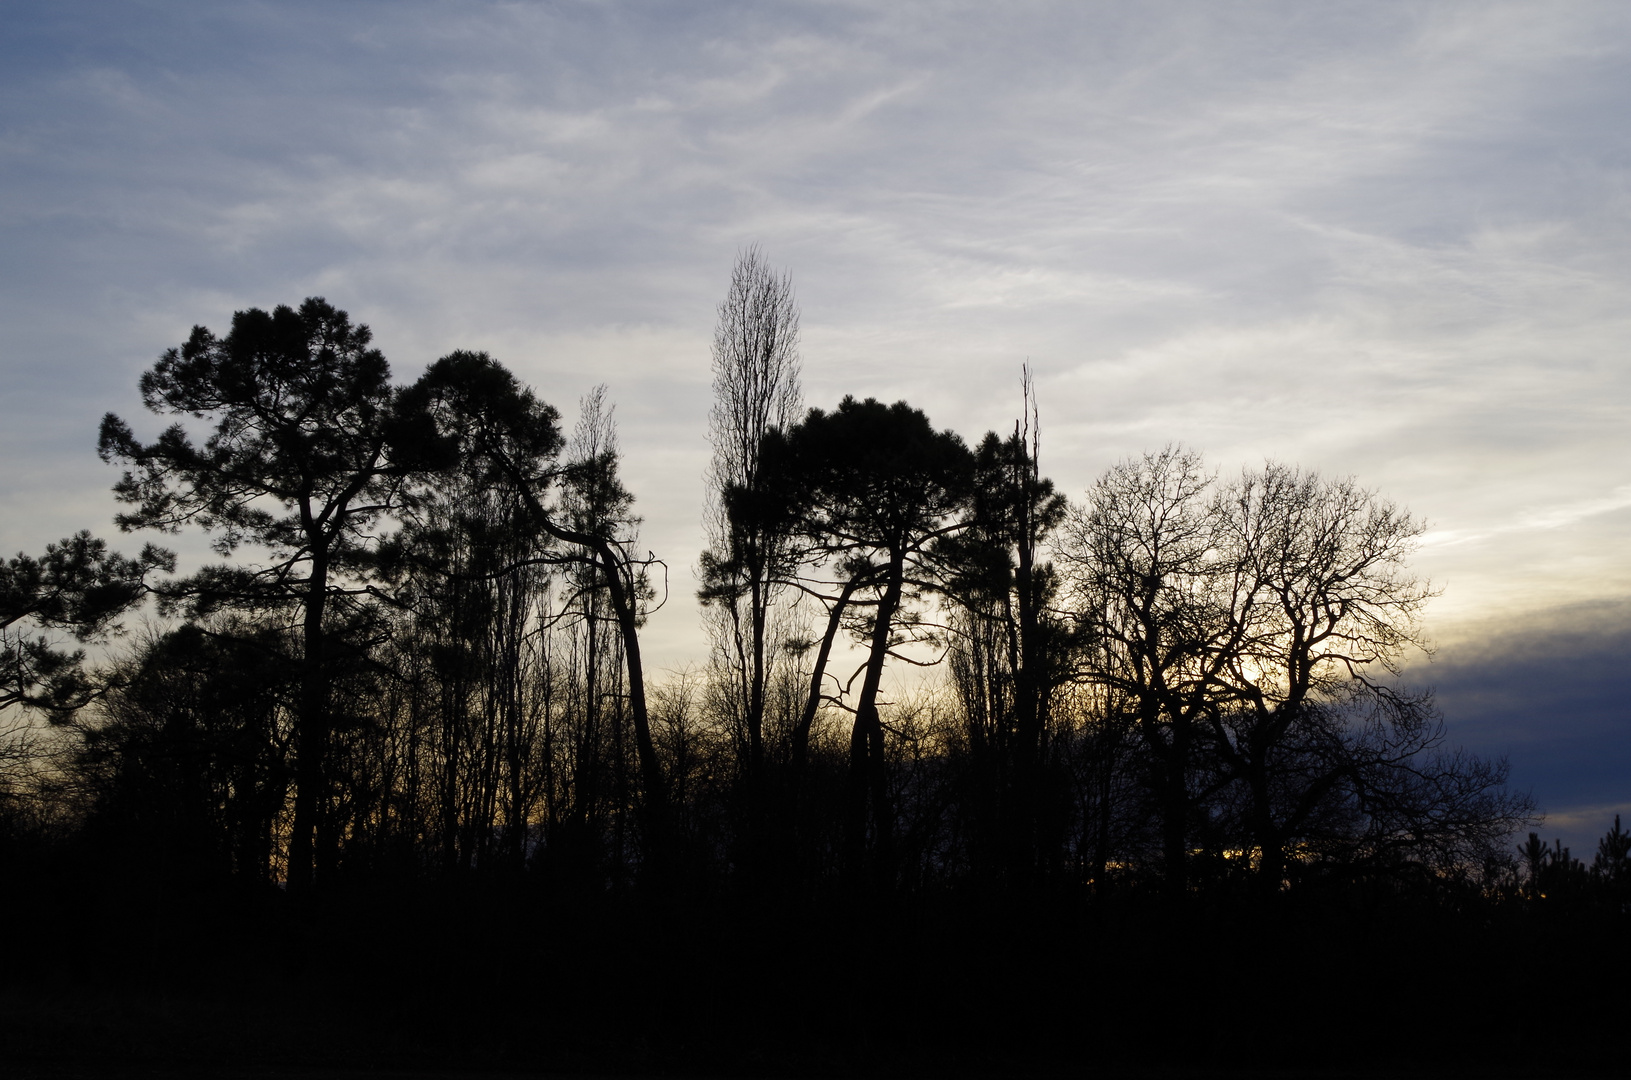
[1060,446,1232,896]
[1,532,171,804]
[1061,449,1530,893]
[98,297,407,891]
[760,397,973,879]
[2,531,172,717]
[1592,814,1630,903]
[397,352,671,867]
[935,375,1070,883]
[700,246,803,798]
[1206,464,1436,892]
[0,278,1581,1080]
[74,619,295,886]
[373,453,561,880]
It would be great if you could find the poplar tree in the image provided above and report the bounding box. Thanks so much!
[699,246,803,791]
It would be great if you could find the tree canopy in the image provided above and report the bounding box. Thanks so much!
[0,284,1581,1079]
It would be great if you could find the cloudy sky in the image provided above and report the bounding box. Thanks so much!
[3,1,1628,849]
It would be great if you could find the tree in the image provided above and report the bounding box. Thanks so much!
[375,449,559,880]
[1205,464,1437,891]
[74,619,295,886]
[936,373,1070,884]
[98,297,406,891]
[1,532,171,798]
[1591,814,1631,908]
[760,397,974,879]
[397,353,671,868]
[2,532,172,716]
[1594,814,1631,883]
[1060,446,1234,895]
[700,246,803,800]
[1062,449,1531,895]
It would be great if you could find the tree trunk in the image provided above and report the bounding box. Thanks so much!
[508,478,668,869]
[287,542,330,895]
[1009,480,1043,884]
[791,573,862,774]
[846,551,903,884]
[747,572,766,782]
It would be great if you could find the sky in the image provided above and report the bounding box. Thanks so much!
[2,1,1628,852]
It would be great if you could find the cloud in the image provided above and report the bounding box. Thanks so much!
[1417,599,1631,855]
[2,0,1629,688]
[1422,484,1631,549]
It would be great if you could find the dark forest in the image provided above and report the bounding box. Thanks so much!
[3,253,1627,1077]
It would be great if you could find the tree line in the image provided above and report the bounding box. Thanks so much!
[0,253,1584,904]
[2,252,1626,1072]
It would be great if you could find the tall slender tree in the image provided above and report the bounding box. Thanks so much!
[937,372,1070,882]
[699,246,803,791]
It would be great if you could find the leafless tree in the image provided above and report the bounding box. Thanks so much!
[1060,446,1237,895]
[700,246,803,787]
[1205,464,1439,889]
[1063,451,1531,892]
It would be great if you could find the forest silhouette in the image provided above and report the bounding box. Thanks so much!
[2,253,1628,1076]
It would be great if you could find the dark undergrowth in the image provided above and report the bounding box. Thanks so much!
[4,850,1627,1079]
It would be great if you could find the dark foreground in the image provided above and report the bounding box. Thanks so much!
[4,870,1627,1080]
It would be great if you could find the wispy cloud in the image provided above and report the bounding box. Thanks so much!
[1422,484,1631,548]
[2,1,1629,670]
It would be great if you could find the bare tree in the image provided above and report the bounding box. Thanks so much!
[1060,446,1238,895]
[699,246,803,788]
[1206,465,1436,889]
[1063,451,1530,894]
